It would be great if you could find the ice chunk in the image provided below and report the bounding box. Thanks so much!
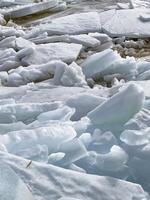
[68,34,100,48]
[0,102,60,123]
[66,93,106,121]
[0,161,34,200]
[82,49,137,79]
[4,1,58,19]
[96,145,128,171]
[59,62,87,87]
[1,124,76,157]
[59,138,88,166]
[88,32,111,43]
[39,12,101,35]
[21,43,82,65]
[1,60,67,86]
[88,84,144,129]
[37,106,75,122]
[82,49,119,78]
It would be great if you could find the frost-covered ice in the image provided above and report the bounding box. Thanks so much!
[0,0,150,199]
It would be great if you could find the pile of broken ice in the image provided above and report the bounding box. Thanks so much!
[0,0,150,200]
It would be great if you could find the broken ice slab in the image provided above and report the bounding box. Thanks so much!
[37,12,101,35]
[0,161,34,200]
[0,151,148,200]
[100,9,150,38]
[81,49,137,80]
[68,34,101,48]
[29,33,101,48]
[66,93,106,121]
[58,138,88,166]
[0,102,60,123]
[0,26,24,37]
[21,43,82,65]
[37,106,75,122]
[1,124,76,157]
[87,84,144,129]
[1,60,87,87]
[0,60,67,86]
[4,0,58,19]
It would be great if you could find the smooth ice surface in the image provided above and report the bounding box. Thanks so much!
[82,49,137,79]
[88,84,144,128]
